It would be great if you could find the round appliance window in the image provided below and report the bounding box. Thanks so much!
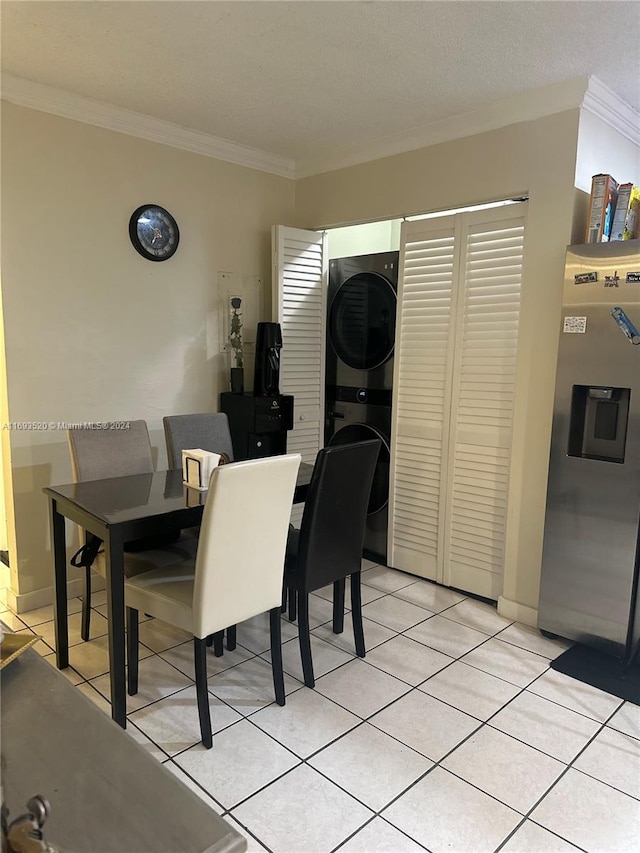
[327,423,390,515]
[329,273,396,370]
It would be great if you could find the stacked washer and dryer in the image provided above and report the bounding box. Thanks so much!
[325,251,398,564]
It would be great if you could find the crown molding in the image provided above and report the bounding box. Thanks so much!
[582,75,640,147]
[295,77,591,178]
[0,74,296,179]
[3,73,636,182]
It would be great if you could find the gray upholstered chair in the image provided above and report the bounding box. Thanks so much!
[163,413,234,469]
[68,420,197,641]
[126,453,302,748]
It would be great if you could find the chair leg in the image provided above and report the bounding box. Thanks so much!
[288,587,297,622]
[206,635,213,647]
[333,578,345,634]
[281,582,287,613]
[193,637,213,749]
[226,624,237,651]
[269,608,286,706]
[81,565,92,641]
[297,592,315,688]
[350,571,366,658]
[126,607,139,695]
[212,631,224,657]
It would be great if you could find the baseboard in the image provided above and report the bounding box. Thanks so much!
[9,574,106,615]
[497,595,538,627]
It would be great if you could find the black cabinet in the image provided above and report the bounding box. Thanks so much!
[220,393,294,461]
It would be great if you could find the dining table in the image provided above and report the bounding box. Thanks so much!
[44,462,313,728]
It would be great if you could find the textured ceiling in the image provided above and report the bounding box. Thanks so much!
[2,0,639,166]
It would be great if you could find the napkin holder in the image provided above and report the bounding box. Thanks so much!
[182,449,221,491]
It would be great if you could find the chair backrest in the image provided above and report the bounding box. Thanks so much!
[163,413,235,469]
[192,453,301,637]
[68,421,154,482]
[297,439,380,592]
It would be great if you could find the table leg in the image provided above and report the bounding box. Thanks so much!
[50,498,69,669]
[104,529,127,728]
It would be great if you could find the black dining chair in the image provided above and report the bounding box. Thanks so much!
[283,439,380,688]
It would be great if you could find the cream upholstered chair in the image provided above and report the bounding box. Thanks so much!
[125,453,302,748]
[68,421,197,641]
[163,411,237,652]
[163,413,235,469]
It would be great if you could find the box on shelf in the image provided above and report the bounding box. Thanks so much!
[182,448,221,490]
[611,183,640,241]
[585,174,619,243]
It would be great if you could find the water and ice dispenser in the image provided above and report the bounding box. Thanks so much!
[567,385,631,464]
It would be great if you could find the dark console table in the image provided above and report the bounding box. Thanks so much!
[220,393,294,460]
[1,649,246,852]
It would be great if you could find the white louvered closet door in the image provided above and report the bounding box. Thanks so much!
[272,225,327,466]
[389,216,459,580]
[389,204,526,599]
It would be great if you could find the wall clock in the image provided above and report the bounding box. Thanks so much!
[129,204,179,261]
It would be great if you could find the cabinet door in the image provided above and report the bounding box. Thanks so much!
[272,225,327,464]
[389,204,526,598]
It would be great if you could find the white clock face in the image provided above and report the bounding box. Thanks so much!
[129,205,179,261]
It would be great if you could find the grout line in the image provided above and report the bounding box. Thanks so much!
[331,813,433,853]
[494,701,634,852]
[164,758,228,814]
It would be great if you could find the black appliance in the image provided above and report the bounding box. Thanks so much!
[254,322,283,396]
[326,251,398,396]
[325,252,398,564]
[325,390,392,564]
[222,321,292,460]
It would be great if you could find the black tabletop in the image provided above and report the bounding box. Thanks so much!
[44,462,313,526]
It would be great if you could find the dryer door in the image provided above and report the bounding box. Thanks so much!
[327,422,390,515]
[329,273,396,370]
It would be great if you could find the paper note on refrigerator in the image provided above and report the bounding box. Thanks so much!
[563,316,587,334]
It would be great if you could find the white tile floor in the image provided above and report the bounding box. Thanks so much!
[6,560,640,852]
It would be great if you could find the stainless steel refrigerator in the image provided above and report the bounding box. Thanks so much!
[538,241,640,663]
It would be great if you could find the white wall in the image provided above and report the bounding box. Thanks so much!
[576,110,640,194]
[1,102,294,607]
[295,110,582,622]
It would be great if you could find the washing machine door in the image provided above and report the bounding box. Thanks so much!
[327,423,390,515]
[329,273,396,370]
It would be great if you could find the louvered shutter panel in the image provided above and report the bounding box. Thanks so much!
[272,225,327,465]
[444,208,526,598]
[389,217,458,579]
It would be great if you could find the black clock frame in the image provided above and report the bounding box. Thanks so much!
[129,204,179,262]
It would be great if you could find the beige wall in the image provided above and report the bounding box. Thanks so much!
[6,100,633,618]
[327,219,402,259]
[295,110,583,621]
[1,102,294,605]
